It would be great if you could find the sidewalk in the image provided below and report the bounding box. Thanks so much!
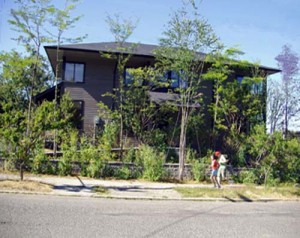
[0,173,281,202]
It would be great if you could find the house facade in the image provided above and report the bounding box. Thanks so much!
[37,42,280,135]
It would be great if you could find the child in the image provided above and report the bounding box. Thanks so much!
[210,154,221,188]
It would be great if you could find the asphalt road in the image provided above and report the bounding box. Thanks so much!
[0,194,299,238]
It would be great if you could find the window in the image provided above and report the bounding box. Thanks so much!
[64,62,85,82]
[125,68,134,86]
[236,76,244,85]
[162,70,187,89]
[236,75,264,95]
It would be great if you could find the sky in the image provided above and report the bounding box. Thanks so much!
[0,0,299,129]
[0,0,299,70]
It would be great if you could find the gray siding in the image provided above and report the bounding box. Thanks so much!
[62,51,154,134]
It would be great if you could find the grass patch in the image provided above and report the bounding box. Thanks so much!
[175,185,300,200]
[93,185,109,195]
[0,180,53,193]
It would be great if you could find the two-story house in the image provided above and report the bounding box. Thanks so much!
[36,42,280,135]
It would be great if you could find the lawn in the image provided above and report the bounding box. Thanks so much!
[174,184,300,200]
[0,180,53,193]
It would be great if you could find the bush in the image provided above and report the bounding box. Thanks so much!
[138,144,165,181]
[86,156,105,178]
[239,169,258,184]
[80,146,100,177]
[58,130,79,176]
[190,158,207,182]
[31,150,55,175]
[4,157,18,172]
[123,148,137,163]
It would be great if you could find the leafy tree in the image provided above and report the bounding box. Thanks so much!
[3,0,85,178]
[246,124,300,186]
[9,0,53,129]
[154,0,219,180]
[275,45,299,137]
[101,14,137,158]
[123,67,176,148]
[203,47,245,147]
[46,0,86,155]
[0,50,49,180]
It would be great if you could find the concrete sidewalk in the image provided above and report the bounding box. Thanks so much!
[0,173,284,202]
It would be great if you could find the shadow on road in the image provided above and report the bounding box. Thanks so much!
[237,193,253,202]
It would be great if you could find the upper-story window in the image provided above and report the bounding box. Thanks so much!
[236,75,264,94]
[125,68,134,86]
[161,70,187,89]
[236,75,244,85]
[64,62,85,83]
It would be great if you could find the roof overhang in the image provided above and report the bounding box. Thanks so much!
[148,91,200,108]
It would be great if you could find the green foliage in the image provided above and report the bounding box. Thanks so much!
[190,158,207,182]
[154,0,220,180]
[138,145,165,181]
[123,148,137,163]
[245,124,300,185]
[31,150,55,174]
[58,130,79,176]
[79,136,99,176]
[238,169,259,184]
[99,121,119,160]
[114,165,140,180]
[86,156,105,178]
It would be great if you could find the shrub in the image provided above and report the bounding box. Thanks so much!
[80,146,100,177]
[86,156,105,178]
[190,158,207,182]
[123,147,137,163]
[31,150,55,174]
[239,169,259,184]
[58,130,79,176]
[115,166,132,180]
[138,144,165,181]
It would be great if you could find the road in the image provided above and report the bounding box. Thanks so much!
[0,194,299,238]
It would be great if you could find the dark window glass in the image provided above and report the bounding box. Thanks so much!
[237,76,244,85]
[64,62,84,82]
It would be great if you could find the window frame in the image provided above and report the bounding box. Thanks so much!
[64,61,85,83]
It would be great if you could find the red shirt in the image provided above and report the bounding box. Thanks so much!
[211,159,219,170]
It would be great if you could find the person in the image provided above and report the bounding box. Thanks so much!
[210,154,221,188]
[215,151,228,186]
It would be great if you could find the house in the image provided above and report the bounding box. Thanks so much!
[36,42,280,135]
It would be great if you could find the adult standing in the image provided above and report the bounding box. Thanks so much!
[215,151,228,185]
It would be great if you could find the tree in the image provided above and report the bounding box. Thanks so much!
[47,0,86,155]
[267,79,285,134]
[101,14,137,158]
[3,0,84,179]
[154,0,219,180]
[275,45,299,137]
[203,47,245,147]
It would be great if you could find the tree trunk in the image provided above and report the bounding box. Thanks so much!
[178,107,188,180]
[20,160,24,181]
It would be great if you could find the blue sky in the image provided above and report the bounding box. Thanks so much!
[0,0,299,70]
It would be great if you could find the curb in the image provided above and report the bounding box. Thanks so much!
[1,189,299,202]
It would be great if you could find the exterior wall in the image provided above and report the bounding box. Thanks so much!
[55,48,268,135]
[61,51,116,133]
[61,50,155,134]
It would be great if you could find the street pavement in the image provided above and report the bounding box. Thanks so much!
[0,173,297,202]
